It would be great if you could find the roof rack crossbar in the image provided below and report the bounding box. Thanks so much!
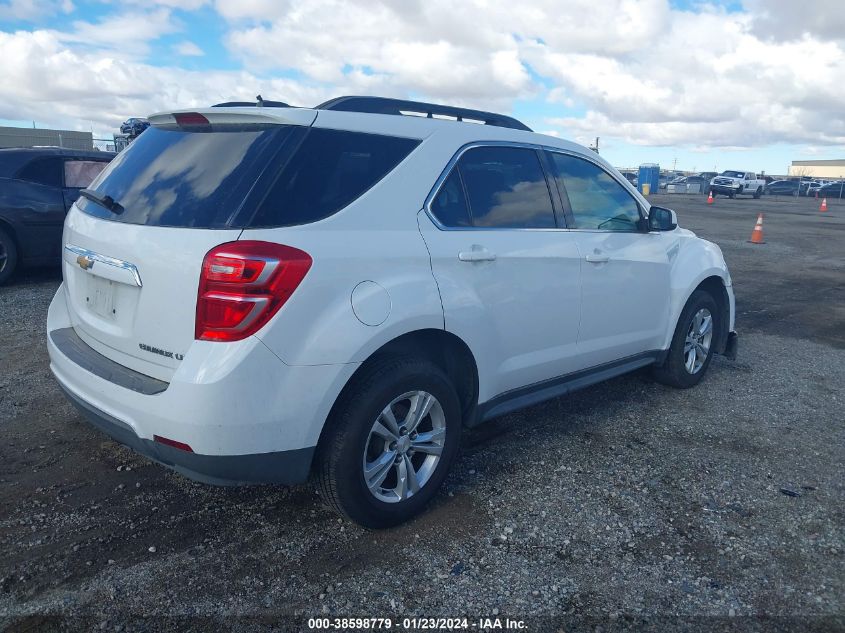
[315,96,532,132]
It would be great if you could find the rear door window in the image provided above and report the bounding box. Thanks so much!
[64,160,109,188]
[248,129,420,227]
[430,171,471,227]
[16,157,63,187]
[456,146,555,228]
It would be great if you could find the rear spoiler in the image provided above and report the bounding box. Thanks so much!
[148,107,317,130]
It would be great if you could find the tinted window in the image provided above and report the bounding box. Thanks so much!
[64,160,109,188]
[16,157,63,187]
[79,126,287,227]
[431,171,471,227]
[250,129,420,227]
[457,146,555,228]
[548,153,642,232]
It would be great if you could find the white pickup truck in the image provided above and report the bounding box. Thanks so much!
[709,171,766,199]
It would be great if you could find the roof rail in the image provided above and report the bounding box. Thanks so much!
[315,96,532,132]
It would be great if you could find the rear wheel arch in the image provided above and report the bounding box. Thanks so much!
[318,329,479,450]
[314,329,477,526]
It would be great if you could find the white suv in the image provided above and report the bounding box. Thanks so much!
[47,96,738,527]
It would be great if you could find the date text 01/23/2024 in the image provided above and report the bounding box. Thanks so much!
[307,617,528,630]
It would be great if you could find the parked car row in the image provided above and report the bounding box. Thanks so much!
[815,181,845,199]
[765,179,845,198]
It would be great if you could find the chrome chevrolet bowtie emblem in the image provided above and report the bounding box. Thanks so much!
[76,254,94,270]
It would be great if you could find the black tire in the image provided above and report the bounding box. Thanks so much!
[652,290,719,389]
[728,190,735,199]
[0,227,18,286]
[792,190,799,198]
[317,356,462,528]
[753,187,762,199]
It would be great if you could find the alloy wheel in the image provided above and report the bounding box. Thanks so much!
[362,390,446,503]
[684,308,713,374]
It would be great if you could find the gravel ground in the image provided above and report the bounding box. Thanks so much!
[0,194,843,632]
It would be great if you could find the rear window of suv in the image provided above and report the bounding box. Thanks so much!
[248,128,420,227]
[79,125,420,228]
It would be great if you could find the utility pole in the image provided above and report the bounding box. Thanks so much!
[589,137,599,154]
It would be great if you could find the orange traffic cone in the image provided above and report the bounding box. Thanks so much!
[707,190,714,205]
[820,198,828,212]
[749,213,765,244]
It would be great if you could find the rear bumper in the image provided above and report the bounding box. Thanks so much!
[60,384,314,485]
[47,283,358,485]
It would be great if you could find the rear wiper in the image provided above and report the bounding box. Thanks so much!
[79,189,124,215]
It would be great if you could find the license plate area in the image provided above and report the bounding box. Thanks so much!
[85,275,117,320]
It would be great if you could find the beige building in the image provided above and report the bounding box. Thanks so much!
[789,159,845,179]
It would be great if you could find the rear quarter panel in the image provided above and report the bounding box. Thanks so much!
[243,121,453,367]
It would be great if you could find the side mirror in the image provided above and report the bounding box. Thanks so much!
[648,206,677,231]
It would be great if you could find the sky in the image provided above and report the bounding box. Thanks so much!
[0,0,843,175]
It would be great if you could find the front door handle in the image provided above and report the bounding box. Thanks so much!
[585,253,610,264]
[458,247,496,262]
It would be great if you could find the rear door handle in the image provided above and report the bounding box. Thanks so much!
[585,253,610,264]
[458,248,496,262]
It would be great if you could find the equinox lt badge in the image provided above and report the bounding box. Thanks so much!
[139,343,184,361]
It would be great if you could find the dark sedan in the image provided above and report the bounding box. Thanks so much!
[0,147,115,284]
[764,180,803,197]
[817,181,845,199]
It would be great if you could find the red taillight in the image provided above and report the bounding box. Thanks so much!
[196,241,312,342]
[174,112,210,127]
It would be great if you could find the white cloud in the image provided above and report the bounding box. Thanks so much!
[531,6,845,148]
[175,40,203,56]
[0,0,73,21]
[0,29,327,134]
[0,0,843,152]
[213,0,844,148]
[213,0,290,20]
[746,0,845,43]
[222,0,534,106]
[104,0,209,9]
[58,8,182,56]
